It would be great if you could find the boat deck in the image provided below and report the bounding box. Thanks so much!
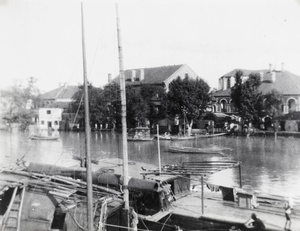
[163,189,300,231]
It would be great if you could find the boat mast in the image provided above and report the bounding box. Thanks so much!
[81,3,94,230]
[116,3,130,213]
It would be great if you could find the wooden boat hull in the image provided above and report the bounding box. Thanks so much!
[170,136,195,141]
[153,135,171,140]
[30,135,59,140]
[127,138,154,141]
[168,146,224,155]
[196,132,227,138]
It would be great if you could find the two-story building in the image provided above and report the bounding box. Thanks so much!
[39,84,78,130]
[212,64,300,131]
[112,64,203,132]
[212,64,300,114]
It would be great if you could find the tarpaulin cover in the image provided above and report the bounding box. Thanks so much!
[128,177,159,192]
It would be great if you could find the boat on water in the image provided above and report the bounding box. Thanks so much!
[127,127,154,141]
[167,146,226,156]
[29,135,59,140]
[154,134,172,140]
[0,167,125,231]
[196,132,228,138]
[170,135,195,141]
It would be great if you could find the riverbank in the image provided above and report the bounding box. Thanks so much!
[231,130,300,138]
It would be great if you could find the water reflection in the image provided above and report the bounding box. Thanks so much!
[1,130,300,199]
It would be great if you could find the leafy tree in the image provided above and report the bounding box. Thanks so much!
[69,84,105,128]
[140,85,167,125]
[1,77,41,130]
[231,71,263,126]
[263,89,283,118]
[126,85,149,128]
[101,82,121,128]
[167,76,210,136]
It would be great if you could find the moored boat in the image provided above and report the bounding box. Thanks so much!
[196,132,228,138]
[170,135,195,141]
[167,146,226,156]
[154,134,172,140]
[29,135,59,140]
[0,167,124,231]
[127,127,154,141]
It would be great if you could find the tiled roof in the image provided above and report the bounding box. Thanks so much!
[213,88,231,97]
[115,64,184,85]
[222,69,269,77]
[42,101,70,109]
[217,69,300,96]
[41,86,79,100]
[259,70,300,95]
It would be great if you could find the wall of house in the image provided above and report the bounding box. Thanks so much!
[39,108,63,130]
[164,65,199,92]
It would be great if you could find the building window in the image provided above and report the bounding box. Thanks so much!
[47,110,51,114]
[41,121,45,125]
[288,99,296,113]
[185,73,189,78]
[54,121,58,125]
[227,78,231,89]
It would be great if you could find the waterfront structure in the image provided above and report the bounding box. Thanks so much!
[39,83,78,130]
[111,64,203,132]
[212,64,300,131]
[212,63,300,114]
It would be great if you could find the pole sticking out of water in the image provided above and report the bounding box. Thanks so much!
[157,124,162,174]
[80,3,94,231]
[116,3,130,212]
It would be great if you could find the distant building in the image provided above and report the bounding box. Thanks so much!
[112,64,200,92]
[111,64,203,132]
[212,64,300,114]
[39,84,78,130]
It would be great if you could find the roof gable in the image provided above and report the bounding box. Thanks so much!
[114,64,184,85]
[41,85,79,100]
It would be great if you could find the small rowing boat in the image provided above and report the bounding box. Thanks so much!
[30,135,59,140]
[170,136,195,141]
[168,146,226,156]
[196,132,227,138]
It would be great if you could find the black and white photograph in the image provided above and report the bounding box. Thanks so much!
[1,0,300,230]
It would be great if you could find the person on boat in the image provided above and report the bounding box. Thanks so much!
[284,197,294,231]
[244,213,266,231]
[129,207,138,231]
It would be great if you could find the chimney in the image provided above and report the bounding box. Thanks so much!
[271,72,276,82]
[269,64,273,72]
[131,70,136,81]
[140,69,144,81]
[230,76,235,87]
[223,77,227,90]
[108,73,112,83]
[260,72,264,82]
[281,62,284,72]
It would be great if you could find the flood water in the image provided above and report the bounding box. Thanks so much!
[1,129,300,200]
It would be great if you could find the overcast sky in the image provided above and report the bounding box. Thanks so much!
[1,0,300,93]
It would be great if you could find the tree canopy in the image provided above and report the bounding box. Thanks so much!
[167,76,210,135]
[263,89,283,118]
[1,77,41,130]
[69,84,105,128]
[230,71,263,125]
[125,85,149,128]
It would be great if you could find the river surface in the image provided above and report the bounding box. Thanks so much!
[1,130,300,201]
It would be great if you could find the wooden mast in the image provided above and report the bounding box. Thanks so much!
[116,2,130,217]
[80,3,94,230]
